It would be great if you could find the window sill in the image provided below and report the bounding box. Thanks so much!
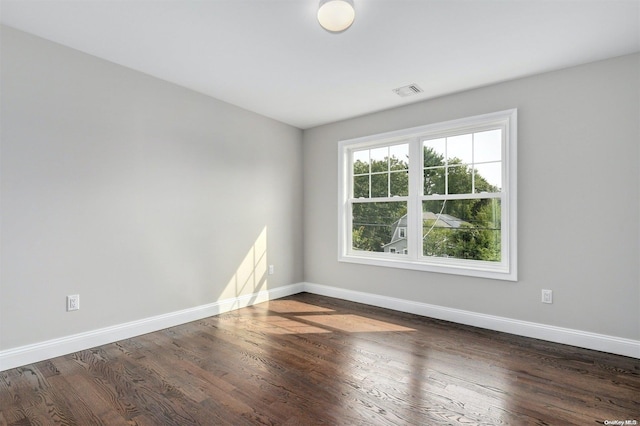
[339,253,517,281]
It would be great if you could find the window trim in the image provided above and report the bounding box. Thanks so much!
[338,109,517,281]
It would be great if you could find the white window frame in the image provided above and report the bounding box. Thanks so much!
[338,109,517,281]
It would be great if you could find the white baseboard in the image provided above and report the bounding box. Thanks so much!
[2,281,637,371]
[301,282,640,359]
[0,283,304,371]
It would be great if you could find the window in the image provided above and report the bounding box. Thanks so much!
[338,109,517,281]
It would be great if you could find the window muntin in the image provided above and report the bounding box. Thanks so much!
[352,143,409,198]
[422,129,502,196]
[338,109,517,281]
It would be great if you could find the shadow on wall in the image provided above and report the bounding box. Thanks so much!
[222,226,269,308]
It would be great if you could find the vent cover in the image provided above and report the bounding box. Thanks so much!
[393,84,424,97]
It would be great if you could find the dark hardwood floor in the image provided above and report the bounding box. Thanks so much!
[1,292,639,425]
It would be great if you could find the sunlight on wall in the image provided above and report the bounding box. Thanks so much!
[222,226,268,303]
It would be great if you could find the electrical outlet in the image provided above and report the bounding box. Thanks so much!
[541,289,553,304]
[268,265,275,275]
[67,294,80,311]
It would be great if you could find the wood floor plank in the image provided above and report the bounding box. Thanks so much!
[1,293,638,425]
[52,349,142,421]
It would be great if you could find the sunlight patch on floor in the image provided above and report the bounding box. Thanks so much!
[258,316,332,334]
[295,314,415,333]
[264,300,334,314]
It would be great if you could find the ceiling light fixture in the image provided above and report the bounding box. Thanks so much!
[317,0,355,33]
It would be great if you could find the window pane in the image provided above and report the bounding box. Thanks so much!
[389,144,409,171]
[424,139,445,167]
[424,167,445,195]
[474,162,502,192]
[390,170,408,196]
[474,129,502,163]
[422,199,501,261]
[353,150,369,174]
[370,173,388,198]
[370,147,388,173]
[447,133,473,164]
[353,175,369,198]
[352,202,407,253]
[447,165,473,194]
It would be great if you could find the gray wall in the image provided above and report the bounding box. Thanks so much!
[1,26,304,350]
[303,54,640,340]
[2,24,638,354]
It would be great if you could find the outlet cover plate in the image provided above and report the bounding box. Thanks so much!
[67,294,80,311]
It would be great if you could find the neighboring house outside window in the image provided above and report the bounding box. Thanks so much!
[338,109,517,281]
[383,213,465,254]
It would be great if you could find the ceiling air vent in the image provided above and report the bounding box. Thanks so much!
[393,84,423,97]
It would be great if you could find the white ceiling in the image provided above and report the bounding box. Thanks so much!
[1,0,639,129]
